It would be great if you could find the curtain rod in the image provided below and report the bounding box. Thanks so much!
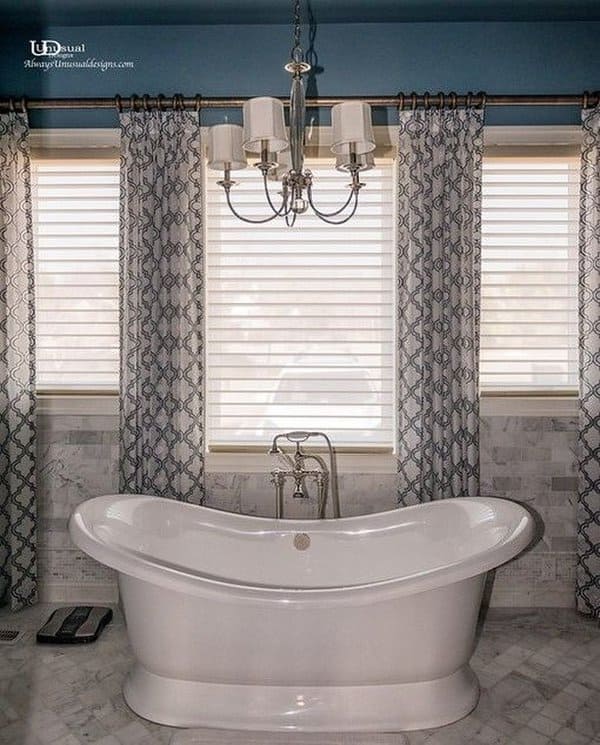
[0,92,598,111]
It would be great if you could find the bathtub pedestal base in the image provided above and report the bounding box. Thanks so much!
[123,663,480,732]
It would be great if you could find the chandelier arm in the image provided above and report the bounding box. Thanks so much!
[224,187,286,224]
[307,189,360,225]
[305,183,356,217]
[262,172,291,216]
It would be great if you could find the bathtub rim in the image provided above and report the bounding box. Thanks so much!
[69,494,534,604]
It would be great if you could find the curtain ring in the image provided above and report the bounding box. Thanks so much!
[449,91,457,109]
[115,94,122,113]
[179,94,186,110]
[20,96,27,114]
[410,92,417,110]
[195,94,202,112]
[8,97,15,113]
[424,92,430,110]
[582,91,589,109]
[466,91,473,108]
[157,94,165,111]
[477,91,487,109]
[130,94,138,111]
[438,92,445,110]
[142,94,150,111]
[397,92,405,111]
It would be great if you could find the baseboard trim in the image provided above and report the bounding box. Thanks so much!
[39,582,119,604]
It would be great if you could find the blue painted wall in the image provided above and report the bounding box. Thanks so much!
[1,21,598,127]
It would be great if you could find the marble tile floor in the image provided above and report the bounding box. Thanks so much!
[0,604,599,745]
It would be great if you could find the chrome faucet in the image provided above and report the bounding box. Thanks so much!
[268,431,341,519]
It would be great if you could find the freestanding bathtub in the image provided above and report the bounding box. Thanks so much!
[69,494,533,732]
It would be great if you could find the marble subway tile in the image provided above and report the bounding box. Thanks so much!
[35,413,580,609]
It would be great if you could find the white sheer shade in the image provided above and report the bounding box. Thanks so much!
[242,97,288,153]
[207,124,247,171]
[205,157,394,447]
[32,158,120,390]
[480,154,579,391]
[331,102,376,155]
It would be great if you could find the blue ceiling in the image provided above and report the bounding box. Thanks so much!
[2,0,600,26]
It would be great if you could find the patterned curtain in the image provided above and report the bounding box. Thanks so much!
[119,110,205,504]
[578,104,600,618]
[396,107,484,505]
[0,112,37,610]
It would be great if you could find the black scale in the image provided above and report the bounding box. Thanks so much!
[37,606,113,644]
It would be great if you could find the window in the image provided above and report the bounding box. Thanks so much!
[32,157,120,390]
[32,131,579,417]
[205,158,395,449]
[480,152,579,392]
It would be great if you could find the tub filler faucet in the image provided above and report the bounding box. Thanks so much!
[268,431,341,519]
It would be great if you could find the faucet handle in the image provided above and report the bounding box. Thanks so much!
[284,431,311,443]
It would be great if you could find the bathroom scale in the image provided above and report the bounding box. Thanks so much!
[37,606,113,644]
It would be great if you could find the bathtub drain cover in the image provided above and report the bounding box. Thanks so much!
[293,533,311,551]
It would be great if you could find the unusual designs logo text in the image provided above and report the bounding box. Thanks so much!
[29,40,86,57]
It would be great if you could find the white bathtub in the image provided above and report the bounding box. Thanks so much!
[69,494,533,732]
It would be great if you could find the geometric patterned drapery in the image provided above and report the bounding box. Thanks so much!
[119,110,205,504]
[577,104,600,618]
[396,107,484,505]
[0,111,37,610]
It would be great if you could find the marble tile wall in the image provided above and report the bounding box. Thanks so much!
[37,414,120,603]
[480,415,578,609]
[35,413,579,608]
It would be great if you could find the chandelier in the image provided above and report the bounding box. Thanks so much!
[206,0,376,226]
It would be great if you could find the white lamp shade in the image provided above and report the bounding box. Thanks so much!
[331,101,376,156]
[267,147,292,181]
[243,97,288,154]
[335,148,375,172]
[207,124,247,171]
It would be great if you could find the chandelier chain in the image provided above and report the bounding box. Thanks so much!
[291,0,303,60]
